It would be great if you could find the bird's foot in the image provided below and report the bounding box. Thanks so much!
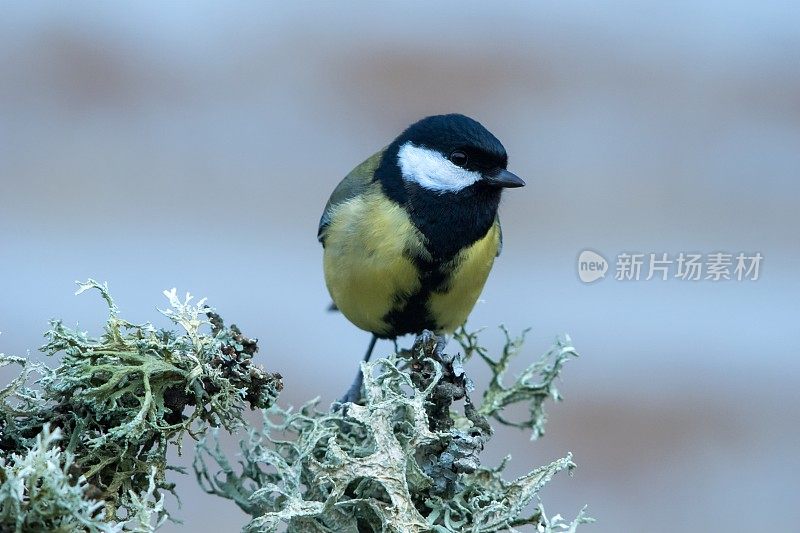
[414,330,448,360]
[334,372,364,409]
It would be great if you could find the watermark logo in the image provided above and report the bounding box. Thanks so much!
[577,250,608,283]
[577,250,763,283]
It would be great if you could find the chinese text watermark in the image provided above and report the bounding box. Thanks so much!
[577,251,762,283]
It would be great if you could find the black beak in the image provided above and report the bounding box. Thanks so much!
[485,169,525,188]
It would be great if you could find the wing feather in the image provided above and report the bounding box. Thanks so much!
[317,150,385,245]
[495,216,503,257]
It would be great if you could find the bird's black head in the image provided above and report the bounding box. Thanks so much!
[376,114,524,261]
[377,114,524,202]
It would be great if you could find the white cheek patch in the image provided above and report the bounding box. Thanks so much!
[397,142,482,193]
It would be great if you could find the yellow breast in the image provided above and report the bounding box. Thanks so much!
[427,223,501,333]
[323,184,502,337]
[322,188,428,336]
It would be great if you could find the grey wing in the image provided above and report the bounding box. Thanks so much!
[495,216,503,257]
[317,150,384,245]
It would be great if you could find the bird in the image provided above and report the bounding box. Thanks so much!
[317,114,525,403]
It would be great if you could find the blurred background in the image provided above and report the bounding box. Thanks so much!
[1,2,799,531]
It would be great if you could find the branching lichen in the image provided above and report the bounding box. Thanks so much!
[195,328,591,532]
[0,280,283,528]
[0,425,116,533]
[1,281,590,532]
[454,326,578,440]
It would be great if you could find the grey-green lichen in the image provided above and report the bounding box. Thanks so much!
[0,424,118,533]
[1,280,590,532]
[0,422,168,533]
[0,280,283,529]
[455,326,576,441]
[195,329,592,532]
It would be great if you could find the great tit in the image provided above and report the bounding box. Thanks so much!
[318,113,524,403]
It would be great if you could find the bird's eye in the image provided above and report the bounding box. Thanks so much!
[449,151,468,167]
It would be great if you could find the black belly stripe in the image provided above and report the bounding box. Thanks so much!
[377,175,502,338]
[382,255,451,337]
